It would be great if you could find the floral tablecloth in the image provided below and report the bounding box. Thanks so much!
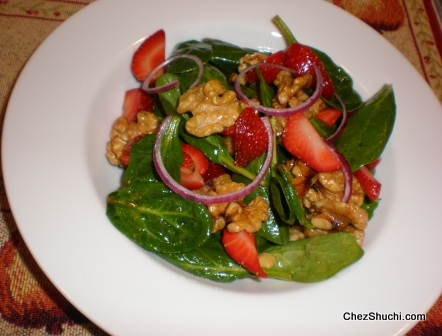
[1,0,441,335]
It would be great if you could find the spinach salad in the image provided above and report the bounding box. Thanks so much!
[105,16,396,283]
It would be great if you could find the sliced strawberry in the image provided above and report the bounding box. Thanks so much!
[221,229,267,278]
[282,112,341,172]
[246,50,286,84]
[120,134,146,166]
[315,108,342,127]
[202,162,226,182]
[123,88,155,122]
[231,107,268,167]
[179,144,209,190]
[353,165,381,201]
[285,43,334,100]
[131,29,166,83]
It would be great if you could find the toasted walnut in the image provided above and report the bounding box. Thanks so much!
[106,112,159,166]
[226,196,269,233]
[313,198,368,231]
[303,227,329,238]
[317,171,365,206]
[176,80,241,137]
[301,168,369,237]
[272,71,312,109]
[259,252,276,269]
[238,52,269,72]
[290,160,317,198]
[272,116,287,137]
[289,224,306,241]
[229,53,269,85]
[199,175,269,234]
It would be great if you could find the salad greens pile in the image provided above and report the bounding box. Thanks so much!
[106,18,395,283]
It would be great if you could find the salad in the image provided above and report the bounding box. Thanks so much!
[105,16,395,283]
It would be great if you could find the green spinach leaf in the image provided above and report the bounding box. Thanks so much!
[333,84,396,171]
[264,232,364,282]
[157,233,251,282]
[107,180,212,254]
[313,48,363,111]
[202,38,257,75]
[168,40,213,73]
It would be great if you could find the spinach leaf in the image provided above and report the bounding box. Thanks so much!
[107,127,212,254]
[202,38,257,75]
[333,84,396,171]
[362,198,379,219]
[107,180,212,254]
[310,117,335,139]
[160,116,183,182]
[157,232,251,282]
[156,73,182,111]
[200,64,230,88]
[168,40,213,73]
[256,68,274,107]
[122,134,159,185]
[313,47,363,111]
[264,232,364,282]
[270,168,314,229]
[174,64,230,94]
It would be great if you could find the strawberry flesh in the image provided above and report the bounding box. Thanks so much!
[202,162,227,182]
[353,165,381,201]
[131,29,166,83]
[179,144,209,190]
[282,112,341,172]
[221,229,267,278]
[123,88,155,123]
[315,108,342,127]
[231,107,268,167]
[285,43,334,100]
[246,50,286,84]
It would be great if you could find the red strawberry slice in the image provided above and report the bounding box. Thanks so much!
[131,29,166,83]
[282,112,341,172]
[231,107,268,167]
[202,162,226,182]
[246,50,286,84]
[285,43,334,100]
[221,229,267,278]
[123,88,155,122]
[179,144,209,190]
[315,108,342,127]
[353,165,381,201]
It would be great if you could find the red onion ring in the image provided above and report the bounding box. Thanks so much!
[325,141,353,203]
[153,115,274,204]
[142,54,204,93]
[326,93,347,142]
[234,63,323,117]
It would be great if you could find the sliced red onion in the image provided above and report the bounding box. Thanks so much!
[234,63,323,117]
[326,93,347,142]
[326,141,353,203]
[142,54,204,93]
[153,115,274,204]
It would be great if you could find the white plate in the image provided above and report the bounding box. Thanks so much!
[3,0,442,335]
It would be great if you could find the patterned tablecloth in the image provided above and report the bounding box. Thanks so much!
[1,1,441,335]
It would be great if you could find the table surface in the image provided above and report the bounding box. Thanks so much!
[1,0,441,335]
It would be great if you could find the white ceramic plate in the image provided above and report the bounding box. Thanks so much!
[3,0,442,335]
